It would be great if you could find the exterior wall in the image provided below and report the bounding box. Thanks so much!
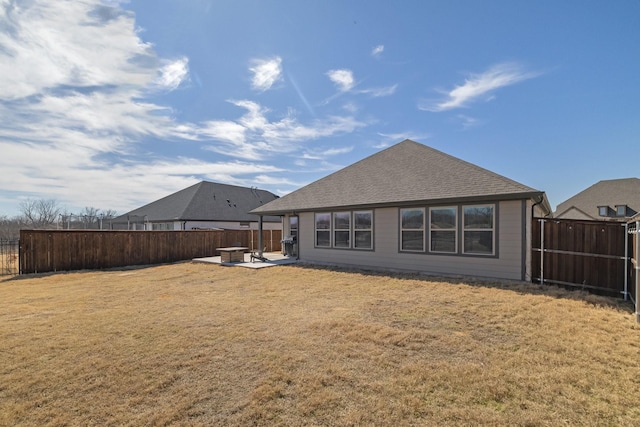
[297,200,529,281]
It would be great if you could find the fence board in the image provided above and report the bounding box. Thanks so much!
[532,218,630,296]
[20,229,282,274]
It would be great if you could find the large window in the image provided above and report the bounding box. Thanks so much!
[463,205,494,255]
[430,207,456,253]
[315,213,331,247]
[354,211,373,249]
[333,212,351,248]
[401,208,425,251]
[314,210,374,250]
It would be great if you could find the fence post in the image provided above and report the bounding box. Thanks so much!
[624,222,629,301]
[540,219,545,285]
[636,221,639,323]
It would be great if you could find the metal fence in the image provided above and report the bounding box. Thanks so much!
[0,239,19,276]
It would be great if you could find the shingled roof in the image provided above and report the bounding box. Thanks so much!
[251,139,548,215]
[554,178,640,220]
[114,181,280,223]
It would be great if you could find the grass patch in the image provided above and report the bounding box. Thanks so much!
[1,262,639,426]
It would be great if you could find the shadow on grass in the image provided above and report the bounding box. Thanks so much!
[284,262,635,314]
[0,261,191,283]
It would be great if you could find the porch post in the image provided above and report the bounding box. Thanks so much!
[258,215,264,257]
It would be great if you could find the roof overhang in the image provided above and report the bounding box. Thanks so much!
[251,191,552,217]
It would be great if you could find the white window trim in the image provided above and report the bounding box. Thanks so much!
[428,206,458,254]
[462,204,495,256]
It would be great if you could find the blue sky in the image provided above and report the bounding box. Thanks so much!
[1,0,638,217]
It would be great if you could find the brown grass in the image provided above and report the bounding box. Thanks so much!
[1,262,639,426]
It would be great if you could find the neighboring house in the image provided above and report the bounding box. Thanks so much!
[111,181,282,230]
[251,139,551,281]
[554,178,640,221]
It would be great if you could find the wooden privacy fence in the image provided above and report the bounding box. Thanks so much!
[20,229,282,274]
[531,218,631,297]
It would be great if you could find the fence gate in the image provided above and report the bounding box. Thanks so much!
[531,218,630,298]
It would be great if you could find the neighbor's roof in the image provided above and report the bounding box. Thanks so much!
[251,139,549,215]
[554,178,640,220]
[113,181,280,223]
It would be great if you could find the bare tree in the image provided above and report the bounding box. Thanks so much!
[0,215,19,240]
[19,198,61,229]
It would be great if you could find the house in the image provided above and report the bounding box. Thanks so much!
[111,181,282,230]
[251,139,551,281]
[554,178,640,221]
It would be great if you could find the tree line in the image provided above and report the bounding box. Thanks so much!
[0,199,118,240]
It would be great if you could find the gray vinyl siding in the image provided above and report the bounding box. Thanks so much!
[298,200,527,281]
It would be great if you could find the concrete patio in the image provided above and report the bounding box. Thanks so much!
[192,252,298,269]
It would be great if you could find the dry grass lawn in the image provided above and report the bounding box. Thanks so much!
[1,261,639,426]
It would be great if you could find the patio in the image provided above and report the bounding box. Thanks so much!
[192,251,298,269]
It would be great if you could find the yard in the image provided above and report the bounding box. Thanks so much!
[1,262,639,426]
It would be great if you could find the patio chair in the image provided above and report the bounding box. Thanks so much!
[250,247,269,263]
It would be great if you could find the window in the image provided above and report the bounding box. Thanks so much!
[333,212,351,248]
[314,210,374,250]
[463,205,494,255]
[598,206,610,217]
[315,213,331,247]
[401,208,425,251]
[430,207,457,253]
[354,211,373,249]
[239,221,250,228]
[615,205,627,217]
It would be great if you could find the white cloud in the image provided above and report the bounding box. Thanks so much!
[199,100,366,160]
[301,146,354,160]
[457,114,481,130]
[154,57,190,91]
[358,84,397,97]
[0,1,157,100]
[371,45,384,58]
[0,1,368,214]
[420,62,539,112]
[327,69,355,92]
[249,57,283,92]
